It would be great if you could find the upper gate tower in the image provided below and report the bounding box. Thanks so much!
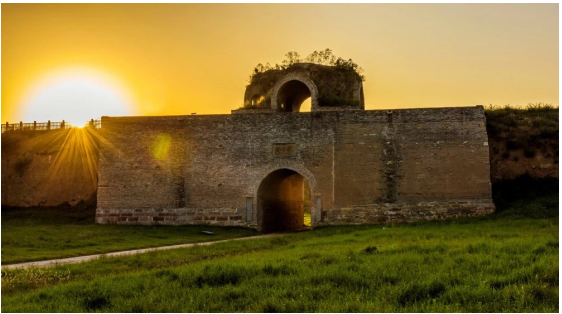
[238,63,364,113]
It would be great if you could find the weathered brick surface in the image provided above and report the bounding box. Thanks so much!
[319,199,495,225]
[96,106,494,228]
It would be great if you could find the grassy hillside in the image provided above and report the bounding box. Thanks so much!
[486,103,558,182]
[2,179,558,312]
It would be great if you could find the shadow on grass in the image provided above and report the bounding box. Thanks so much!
[492,174,558,219]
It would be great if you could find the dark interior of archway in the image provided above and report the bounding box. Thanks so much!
[277,80,311,112]
[250,94,260,106]
[251,94,265,107]
[257,169,310,233]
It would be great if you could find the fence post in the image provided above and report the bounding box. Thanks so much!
[90,119,94,128]
[20,121,23,131]
[47,120,51,130]
[61,120,65,129]
[6,122,9,132]
[33,121,37,130]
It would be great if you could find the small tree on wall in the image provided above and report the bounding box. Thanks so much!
[250,49,365,82]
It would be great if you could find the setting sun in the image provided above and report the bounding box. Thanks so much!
[20,68,134,126]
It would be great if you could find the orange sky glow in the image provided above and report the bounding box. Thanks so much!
[2,3,559,125]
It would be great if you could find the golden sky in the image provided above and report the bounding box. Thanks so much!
[2,3,559,124]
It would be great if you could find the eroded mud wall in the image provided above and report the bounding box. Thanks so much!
[1,128,99,208]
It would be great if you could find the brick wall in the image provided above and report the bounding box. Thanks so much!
[96,106,495,228]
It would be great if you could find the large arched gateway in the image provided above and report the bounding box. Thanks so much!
[257,169,313,233]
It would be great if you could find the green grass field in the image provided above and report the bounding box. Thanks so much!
[2,215,558,312]
[1,207,257,264]
[2,177,558,312]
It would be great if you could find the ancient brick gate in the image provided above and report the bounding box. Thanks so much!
[95,63,495,231]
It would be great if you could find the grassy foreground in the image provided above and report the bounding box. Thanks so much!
[1,207,257,264]
[2,177,558,312]
[2,214,558,312]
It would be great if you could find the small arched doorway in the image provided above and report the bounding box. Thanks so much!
[275,80,312,112]
[257,169,312,233]
[250,94,263,107]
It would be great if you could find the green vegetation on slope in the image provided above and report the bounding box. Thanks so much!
[485,103,558,161]
[1,206,257,264]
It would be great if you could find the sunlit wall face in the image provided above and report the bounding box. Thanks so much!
[2,3,558,124]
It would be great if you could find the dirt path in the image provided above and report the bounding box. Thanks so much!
[1,234,276,270]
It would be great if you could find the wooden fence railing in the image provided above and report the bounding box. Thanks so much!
[1,119,101,133]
